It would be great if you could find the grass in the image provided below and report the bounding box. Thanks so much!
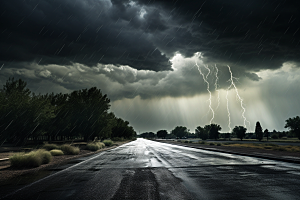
[10,149,52,168]
[103,140,113,147]
[222,143,300,152]
[60,144,80,155]
[43,143,59,151]
[50,149,64,156]
[86,142,105,151]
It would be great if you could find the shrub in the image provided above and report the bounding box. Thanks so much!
[60,144,80,155]
[10,149,52,168]
[86,142,105,151]
[50,149,64,156]
[209,142,215,146]
[199,141,206,144]
[217,143,221,146]
[188,140,193,143]
[184,140,189,143]
[43,143,59,151]
[103,140,113,147]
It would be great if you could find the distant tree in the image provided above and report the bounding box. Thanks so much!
[195,126,208,140]
[255,121,263,141]
[205,124,222,140]
[171,126,188,138]
[264,129,269,141]
[285,116,300,139]
[232,126,247,141]
[157,130,168,138]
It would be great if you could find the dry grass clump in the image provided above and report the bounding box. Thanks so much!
[10,149,52,168]
[86,142,105,151]
[60,144,80,155]
[103,140,113,147]
[43,143,59,151]
[50,149,64,156]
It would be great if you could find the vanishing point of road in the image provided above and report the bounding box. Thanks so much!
[2,138,300,199]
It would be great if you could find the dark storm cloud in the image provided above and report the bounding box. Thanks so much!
[135,0,300,71]
[0,0,171,71]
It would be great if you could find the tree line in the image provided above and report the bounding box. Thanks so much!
[141,118,300,141]
[0,78,136,145]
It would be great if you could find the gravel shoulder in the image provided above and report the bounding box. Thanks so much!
[0,141,130,183]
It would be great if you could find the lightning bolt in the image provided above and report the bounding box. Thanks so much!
[214,64,220,110]
[195,61,215,124]
[227,65,250,129]
[226,84,232,132]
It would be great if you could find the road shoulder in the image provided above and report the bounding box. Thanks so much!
[154,140,300,164]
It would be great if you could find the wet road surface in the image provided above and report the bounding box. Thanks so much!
[1,138,300,199]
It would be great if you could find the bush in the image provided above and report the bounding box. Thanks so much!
[184,140,189,143]
[217,143,221,146]
[43,143,59,151]
[60,144,80,155]
[10,149,52,168]
[199,141,206,144]
[50,149,64,156]
[103,140,113,147]
[271,134,279,139]
[209,142,215,146]
[111,137,124,141]
[86,142,105,151]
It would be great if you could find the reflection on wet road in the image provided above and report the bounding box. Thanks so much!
[2,138,300,199]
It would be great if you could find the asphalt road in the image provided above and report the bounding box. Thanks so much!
[2,138,300,200]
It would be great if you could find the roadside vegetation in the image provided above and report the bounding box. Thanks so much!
[50,149,64,156]
[10,149,52,168]
[0,78,137,146]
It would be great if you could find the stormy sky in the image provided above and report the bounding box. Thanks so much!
[1,0,300,133]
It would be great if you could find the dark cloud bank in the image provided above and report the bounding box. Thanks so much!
[1,0,300,99]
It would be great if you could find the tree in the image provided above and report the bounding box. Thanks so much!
[205,124,222,140]
[255,121,263,141]
[264,129,269,141]
[285,116,300,139]
[157,130,168,139]
[171,126,188,138]
[0,78,55,145]
[232,126,247,141]
[195,126,208,140]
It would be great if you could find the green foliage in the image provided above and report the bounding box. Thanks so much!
[209,142,215,146]
[0,77,137,145]
[43,143,59,151]
[0,78,55,145]
[140,132,155,138]
[195,126,208,140]
[184,140,189,143]
[285,116,300,139]
[111,137,124,141]
[157,130,168,138]
[232,126,247,141]
[271,134,279,139]
[111,117,136,139]
[10,149,52,168]
[103,140,113,147]
[171,126,189,138]
[199,141,207,144]
[255,121,263,141]
[50,149,64,156]
[60,144,80,155]
[197,124,221,140]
